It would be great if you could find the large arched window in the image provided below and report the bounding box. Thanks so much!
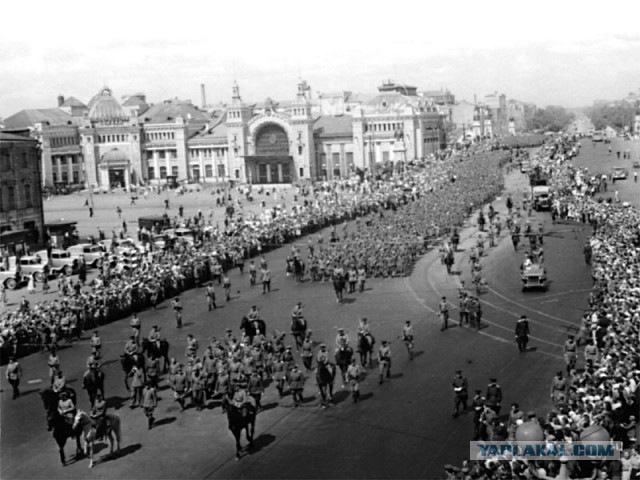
[255,124,289,156]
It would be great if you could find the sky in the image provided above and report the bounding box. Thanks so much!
[1,0,640,119]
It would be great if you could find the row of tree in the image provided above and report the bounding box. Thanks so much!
[526,105,575,132]
[586,102,638,131]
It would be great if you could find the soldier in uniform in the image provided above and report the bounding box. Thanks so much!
[172,297,183,328]
[335,328,350,350]
[171,363,190,411]
[90,391,108,439]
[550,370,567,408]
[439,297,450,331]
[48,349,61,385]
[206,283,217,310]
[6,357,22,399]
[146,353,160,389]
[377,341,391,384]
[459,294,469,327]
[507,403,524,441]
[57,390,76,423]
[471,390,486,440]
[248,260,257,285]
[485,378,503,415]
[247,370,264,410]
[142,382,158,429]
[402,320,414,360]
[515,315,530,353]
[90,331,102,359]
[129,364,145,408]
[222,273,231,301]
[52,370,67,393]
[148,325,161,351]
[300,332,314,370]
[452,370,468,418]
[130,313,141,344]
[288,364,305,407]
[346,358,363,403]
[563,335,578,373]
[124,335,139,357]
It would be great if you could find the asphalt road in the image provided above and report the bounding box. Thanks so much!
[1,155,598,479]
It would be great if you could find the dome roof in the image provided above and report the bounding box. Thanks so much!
[100,148,129,166]
[88,87,128,124]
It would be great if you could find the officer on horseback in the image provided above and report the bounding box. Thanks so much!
[316,344,329,367]
[335,328,350,350]
[124,335,138,357]
[57,389,76,423]
[148,325,161,352]
[90,391,107,439]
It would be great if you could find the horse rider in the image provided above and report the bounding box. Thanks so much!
[316,344,329,367]
[300,332,314,370]
[247,305,260,322]
[124,335,139,358]
[90,331,102,359]
[58,389,76,423]
[346,358,363,403]
[231,380,255,414]
[357,317,373,345]
[130,313,141,344]
[48,349,61,385]
[86,350,101,370]
[377,340,391,384]
[452,370,468,418]
[90,391,108,439]
[148,325,161,352]
[402,320,414,360]
[291,302,303,322]
[335,328,350,350]
[563,335,578,373]
[52,370,67,393]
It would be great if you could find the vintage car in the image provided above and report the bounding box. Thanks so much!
[521,263,548,292]
[611,167,629,180]
[0,263,21,290]
[66,243,106,268]
[100,237,143,255]
[19,254,50,281]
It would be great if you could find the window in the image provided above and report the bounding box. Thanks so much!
[52,172,58,183]
[73,171,80,184]
[24,184,32,207]
[148,166,155,179]
[8,187,15,210]
[62,171,68,183]
[171,166,178,177]
[235,169,240,179]
[22,152,28,168]
[382,151,390,162]
[298,145,303,155]
[158,151,165,159]
[346,152,354,169]
[299,167,304,178]
[169,150,177,159]
[205,165,213,177]
[217,164,225,177]
[159,166,167,179]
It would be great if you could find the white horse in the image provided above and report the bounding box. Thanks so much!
[73,410,121,468]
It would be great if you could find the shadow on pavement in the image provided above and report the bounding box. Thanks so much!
[389,373,404,380]
[98,443,142,465]
[411,350,425,359]
[107,395,129,410]
[249,433,276,454]
[153,416,176,428]
[341,298,356,304]
[330,390,350,405]
[259,402,278,412]
[358,392,374,402]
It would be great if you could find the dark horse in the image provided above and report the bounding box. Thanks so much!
[316,362,335,408]
[239,317,266,344]
[82,367,105,406]
[290,316,307,351]
[444,249,454,275]
[357,332,375,367]
[141,338,170,373]
[40,387,83,465]
[226,404,256,459]
[332,273,346,304]
[334,346,353,386]
[120,352,145,391]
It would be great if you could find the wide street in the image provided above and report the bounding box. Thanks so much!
[0,140,635,479]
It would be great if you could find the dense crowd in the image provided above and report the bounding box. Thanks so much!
[444,138,640,480]
[0,145,509,362]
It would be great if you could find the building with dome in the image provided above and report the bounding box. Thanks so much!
[2,81,448,189]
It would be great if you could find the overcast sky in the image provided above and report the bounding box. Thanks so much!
[2,0,639,119]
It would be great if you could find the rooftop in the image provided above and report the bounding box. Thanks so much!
[314,115,353,137]
[139,100,210,124]
[3,108,74,129]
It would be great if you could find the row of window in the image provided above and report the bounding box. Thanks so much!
[0,183,34,212]
[364,122,404,133]
[51,171,81,184]
[0,150,31,171]
[146,150,178,160]
[146,131,175,141]
[189,148,227,158]
[51,155,81,166]
[50,136,78,147]
[147,164,229,180]
[97,134,129,144]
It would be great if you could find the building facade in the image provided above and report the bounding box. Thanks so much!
[4,81,448,187]
[0,132,45,244]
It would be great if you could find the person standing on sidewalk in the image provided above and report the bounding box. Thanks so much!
[439,297,450,331]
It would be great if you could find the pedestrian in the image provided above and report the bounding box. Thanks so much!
[27,273,36,294]
[439,296,449,331]
[459,294,469,327]
[6,356,22,399]
[260,266,271,294]
[116,206,122,218]
[48,348,60,385]
[141,382,157,429]
[515,315,530,353]
[485,378,502,415]
[89,207,94,218]
[172,297,183,328]
[452,370,468,418]
[129,364,145,408]
[206,283,217,311]
[223,273,231,301]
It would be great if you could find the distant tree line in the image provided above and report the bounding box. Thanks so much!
[526,105,575,132]
[586,102,637,131]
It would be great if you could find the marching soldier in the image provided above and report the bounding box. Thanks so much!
[439,297,450,331]
[377,340,391,384]
[485,378,503,415]
[471,390,486,440]
[300,332,314,370]
[550,370,567,408]
[563,335,578,373]
[346,358,363,403]
[172,297,183,328]
[515,315,530,353]
[206,283,217,311]
[452,370,468,418]
[142,381,158,429]
[6,357,22,399]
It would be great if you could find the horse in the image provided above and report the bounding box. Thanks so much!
[444,249,454,274]
[73,410,121,469]
[82,367,105,406]
[226,404,256,459]
[316,362,335,408]
[357,332,375,367]
[120,352,145,391]
[40,387,82,465]
[290,316,307,351]
[332,273,346,304]
[334,346,353,386]
[239,317,266,345]
[141,338,170,373]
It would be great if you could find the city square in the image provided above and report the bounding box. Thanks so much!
[1,3,640,480]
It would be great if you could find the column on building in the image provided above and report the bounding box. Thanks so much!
[153,151,159,183]
[198,149,204,183]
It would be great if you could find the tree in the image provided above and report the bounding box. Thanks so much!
[586,102,636,131]
[526,106,575,132]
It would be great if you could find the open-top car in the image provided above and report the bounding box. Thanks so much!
[611,167,628,180]
[521,263,548,292]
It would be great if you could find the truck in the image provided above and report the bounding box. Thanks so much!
[532,185,552,211]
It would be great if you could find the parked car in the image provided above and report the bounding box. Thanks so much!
[0,262,21,290]
[611,167,629,180]
[67,244,106,268]
[19,254,50,281]
[100,238,142,255]
[38,249,79,276]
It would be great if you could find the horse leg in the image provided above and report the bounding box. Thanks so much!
[88,442,94,469]
[235,430,242,460]
[57,437,67,465]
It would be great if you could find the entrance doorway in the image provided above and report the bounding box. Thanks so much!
[109,168,125,189]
